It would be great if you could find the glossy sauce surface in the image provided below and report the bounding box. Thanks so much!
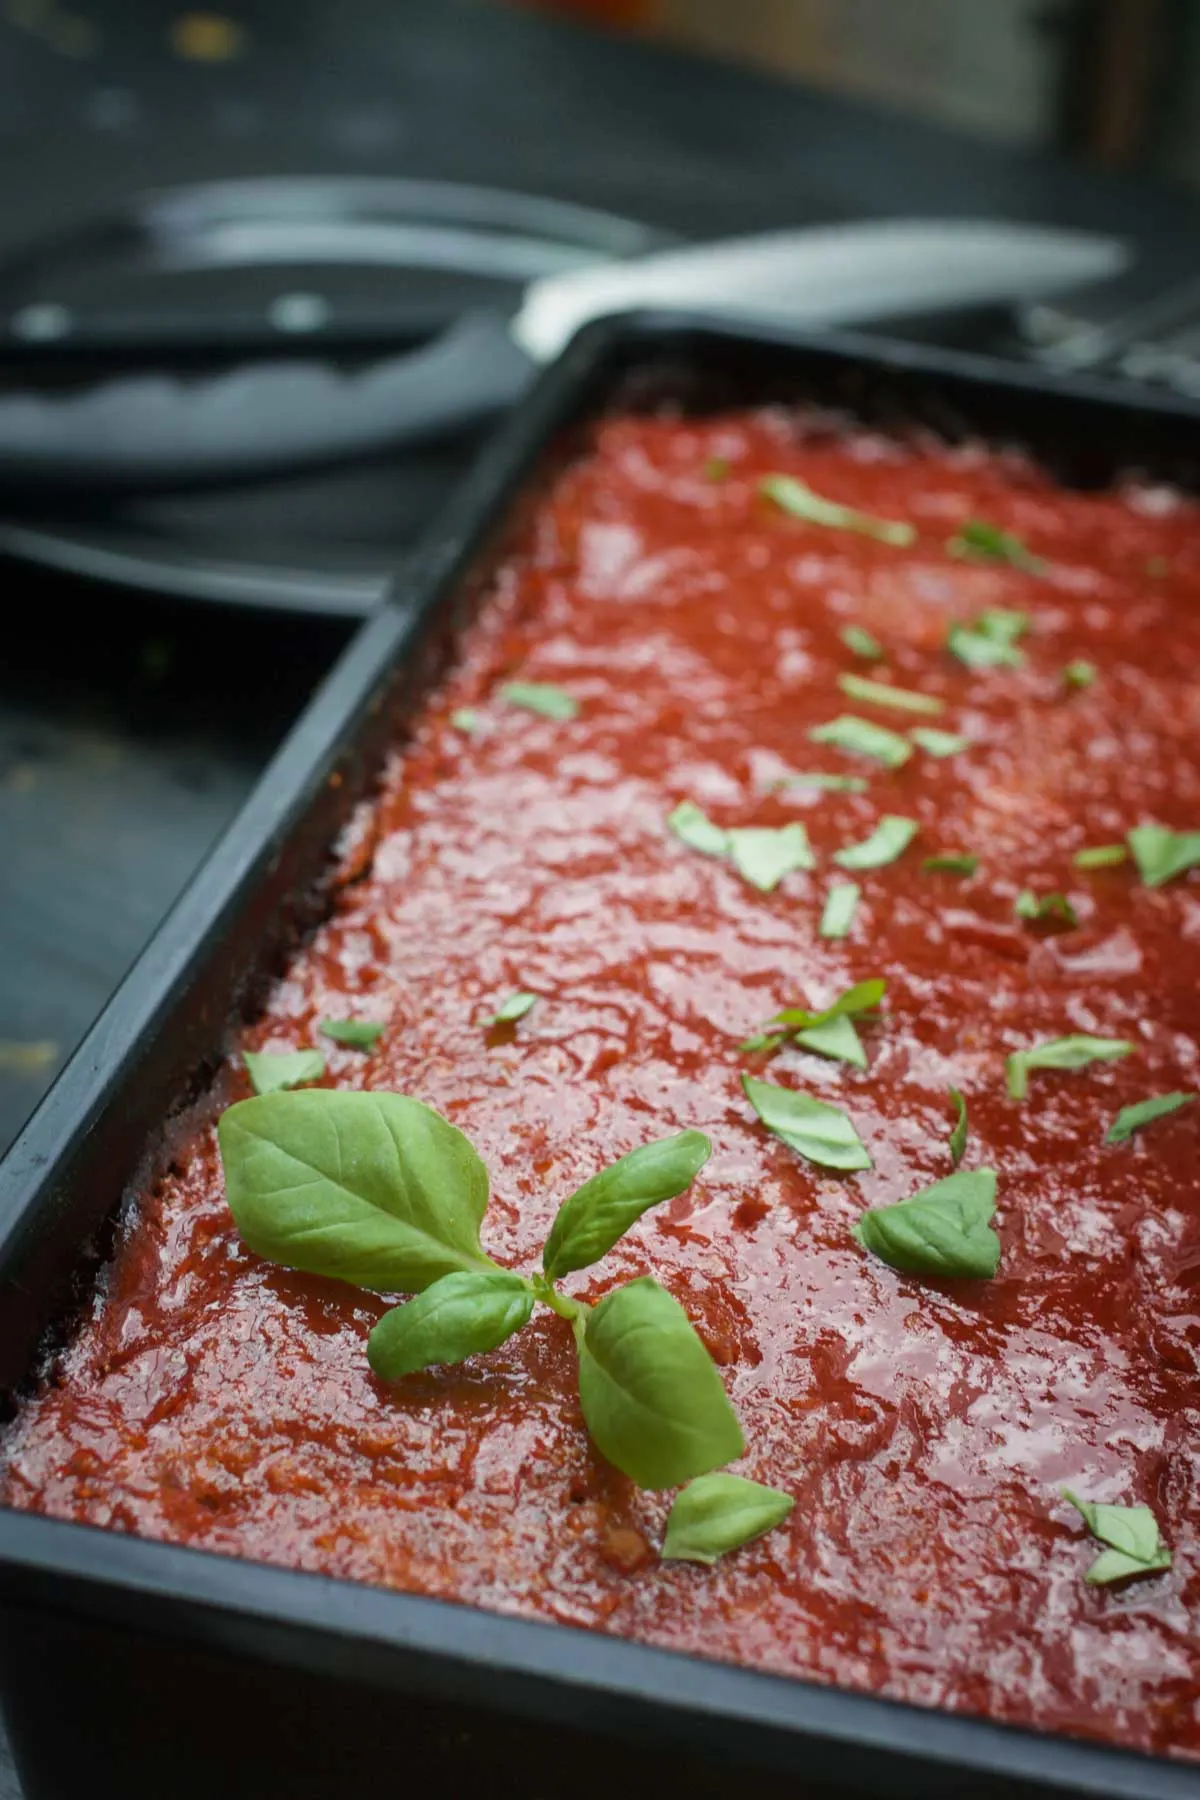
[5,409,1200,1757]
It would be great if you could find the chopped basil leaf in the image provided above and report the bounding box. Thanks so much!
[809,715,912,769]
[1127,823,1200,888]
[703,456,729,481]
[910,727,970,758]
[761,473,916,547]
[947,609,1028,670]
[542,1131,711,1282]
[793,1013,866,1068]
[726,823,814,891]
[742,1074,871,1171]
[840,624,883,661]
[482,991,538,1027]
[773,770,869,794]
[768,977,886,1032]
[1074,844,1128,870]
[368,1271,535,1379]
[661,1473,794,1565]
[450,707,482,734]
[500,681,579,721]
[1006,1034,1133,1102]
[923,853,978,876]
[820,881,860,939]
[1105,1091,1194,1145]
[739,1031,787,1054]
[243,1049,325,1096]
[948,1086,968,1167]
[1062,659,1097,690]
[1062,1489,1171,1586]
[1014,890,1079,927]
[319,1019,386,1049]
[854,1168,999,1278]
[667,800,729,859]
[837,673,944,717]
[834,815,919,872]
[947,519,1044,572]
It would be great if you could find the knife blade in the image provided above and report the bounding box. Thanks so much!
[0,219,1126,495]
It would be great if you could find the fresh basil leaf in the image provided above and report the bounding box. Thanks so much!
[668,800,730,860]
[1105,1092,1193,1145]
[726,823,814,891]
[948,1086,968,1166]
[923,853,978,875]
[1005,1034,1133,1102]
[773,770,869,794]
[769,977,885,1031]
[482,990,538,1027]
[947,519,1043,571]
[947,609,1028,670]
[742,1074,871,1171]
[319,1019,386,1049]
[367,1271,534,1379]
[739,1031,786,1054]
[218,1089,497,1294]
[834,815,919,872]
[837,673,943,717]
[840,624,883,661]
[910,727,970,758]
[661,1473,794,1565]
[1014,890,1079,927]
[574,1277,744,1490]
[761,473,916,546]
[793,1014,866,1068]
[451,707,482,734]
[1127,823,1200,888]
[854,1168,999,1278]
[1062,659,1097,690]
[501,681,579,721]
[541,1130,712,1282]
[243,1050,325,1096]
[703,456,730,481]
[820,881,860,939]
[1062,1489,1171,1585]
[809,714,912,769]
[1074,844,1127,870]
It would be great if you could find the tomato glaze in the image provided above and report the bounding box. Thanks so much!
[5,408,1200,1757]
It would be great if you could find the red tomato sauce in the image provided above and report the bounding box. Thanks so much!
[4,408,1200,1758]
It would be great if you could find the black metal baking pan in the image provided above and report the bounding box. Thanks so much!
[3,315,1200,1800]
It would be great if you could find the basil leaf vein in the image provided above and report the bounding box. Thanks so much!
[574,1277,744,1490]
[368,1271,534,1379]
[837,673,943,716]
[834,815,919,871]
[662,1473,794,1565]
[243,1049,325,1095]
[854,1169,999,1279]
[1105,1092,1193,1145]
[1006,1034,1133,1102]
[809,714,912,768]
[743,1074,871,1171]
[761,473,916,546]
[542,1131,711,1282]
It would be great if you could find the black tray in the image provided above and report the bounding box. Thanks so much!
[2,316,1200,1800]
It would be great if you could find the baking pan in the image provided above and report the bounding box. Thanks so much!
[2,315,1200,1800]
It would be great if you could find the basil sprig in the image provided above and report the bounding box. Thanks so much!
[668,803,813,891]
[1105,1092,1193,1145]
[501,681,579,721]
[854,1169,1000,1279]
[662,1473,794,1565]
[761,473,916,547]
[809,714,912,769]
[243,1049,325,1095]
[1062,1490,1171,1586]
[1127,823,1200,888]
[219,1094,742,1493]
[837,673,943,717]
[1006,1034,1133,1102]
[834,815,919,872]
[743,1074,871,1171]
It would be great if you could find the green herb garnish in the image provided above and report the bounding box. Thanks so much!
[219,1094,739,1492]
[1105,1092,1193,1145]
[661,1473,794,1565]
[1014,890,1079,927]
[773,770,869,794]
[243,1049,325,1095]
[820,881,860,939]
[809,715,912,769]
[1062,660,1097,690]
[948,1087,968,1167]
[1127,823,1200,888]
[910,727,970,758]
[725,825,814,891]
[1006,1034,1133,1102]
[1074,844,1127,870]
[854,1168,999,1279]
[481,991,538,1027]
[319,1019,386,1050]
[761,474,916,547]
[834,815,919,871]
[450,707,482,734]
[840,624,883,661]
[753,979,885,1070]
[837,673,943,717]
[742,1074,871,1172]
[667,800,729,859]
[1062,1490,1171,1586]
[947,609,1028,670]
[1145,555,1170,579]
[923,853,978,876]
[947,519,1044,572]
[500,681,579,721]
[703,456,730,482]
